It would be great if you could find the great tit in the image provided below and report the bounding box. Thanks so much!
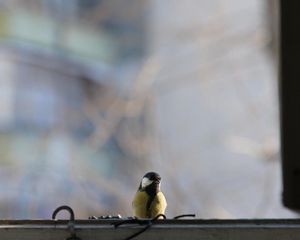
[132,172,167,218]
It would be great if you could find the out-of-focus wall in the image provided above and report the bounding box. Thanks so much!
[143,0,294,218]
[0,0,151,219]
[0,0,294,220]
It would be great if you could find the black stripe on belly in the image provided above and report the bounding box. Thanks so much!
[145,183,159,217]
[146,194,155,217]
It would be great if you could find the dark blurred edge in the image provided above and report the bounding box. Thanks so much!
[280,0,300,209]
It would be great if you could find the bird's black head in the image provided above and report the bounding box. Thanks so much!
[143,172,161,183]
[139,172,161,191]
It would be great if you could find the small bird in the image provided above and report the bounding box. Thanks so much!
[132,172,167,218]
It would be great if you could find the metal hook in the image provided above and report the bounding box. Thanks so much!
[52,205,81,240]
[52,205,75,221]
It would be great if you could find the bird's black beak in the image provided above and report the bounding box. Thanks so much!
[154,178,161,184]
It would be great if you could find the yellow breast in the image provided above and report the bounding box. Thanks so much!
[132,191,167,218]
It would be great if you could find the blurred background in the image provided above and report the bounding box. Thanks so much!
[0,0,294,219]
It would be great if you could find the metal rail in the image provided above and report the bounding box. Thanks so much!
[1,219,300,240]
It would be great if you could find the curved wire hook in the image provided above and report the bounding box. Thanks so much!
[52,205,75,221]
[52,205,81,240]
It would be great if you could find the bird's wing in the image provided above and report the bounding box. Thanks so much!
[132,190,148,218]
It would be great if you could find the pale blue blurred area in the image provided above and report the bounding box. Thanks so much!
[0,0,147,219]
[0,0,295,219]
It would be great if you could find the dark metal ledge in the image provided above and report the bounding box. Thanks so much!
[0,219,300,240]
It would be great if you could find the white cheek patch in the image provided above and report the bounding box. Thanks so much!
[142,177,153,188]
